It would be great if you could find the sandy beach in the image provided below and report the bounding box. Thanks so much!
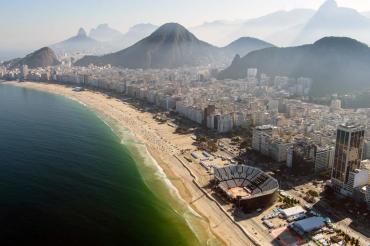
[5,81,258,246]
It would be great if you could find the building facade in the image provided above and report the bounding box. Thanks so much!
[331,123,365,191]
[314,146,335,173]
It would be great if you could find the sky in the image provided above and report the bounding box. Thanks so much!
[1,0,370,52]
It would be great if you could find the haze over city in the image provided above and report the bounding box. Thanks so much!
[2,0,370,53]
[1,1,370,246]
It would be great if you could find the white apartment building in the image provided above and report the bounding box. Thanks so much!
[252,132,290,162]
[270,139,291,162]
[215,114,234,133]
[330,99,342,110]
[344,169,369,194]
[175,101,204,125]
[314,146,335,173]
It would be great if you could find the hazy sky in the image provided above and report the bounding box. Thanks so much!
[1,0,370,51]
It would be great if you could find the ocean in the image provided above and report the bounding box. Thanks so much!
[0,84,215,246]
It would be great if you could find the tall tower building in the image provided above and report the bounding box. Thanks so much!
[21,65,28,80]
[331,123,365,191]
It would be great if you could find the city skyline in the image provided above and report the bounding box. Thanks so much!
[2,0,370,51]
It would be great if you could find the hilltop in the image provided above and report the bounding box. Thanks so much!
[2,47,60,68]
[75,23,273,68]
[218,37,370,95]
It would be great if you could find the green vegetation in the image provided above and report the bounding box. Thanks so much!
[306,189,319,197]
[195,136,218,153]
[318,170,331,179]
[334,229,360,245]
[231,136,241,143]
[196,136,208,143]
[206,139,218,153]
[239,140,248,149]
[230,126,253,150]
[278,195,299,208]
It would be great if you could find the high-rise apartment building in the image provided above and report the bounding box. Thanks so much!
[21,64,28,80]
[331,123,365,191]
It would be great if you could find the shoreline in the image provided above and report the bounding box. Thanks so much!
[98,114,220,245]
[4,81,256,246]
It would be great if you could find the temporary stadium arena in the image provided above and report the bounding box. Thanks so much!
[213,165,279,211]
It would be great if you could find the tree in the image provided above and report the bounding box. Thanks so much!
[197,136,207,143]
[307,189,319,197]
[231,136,239,142]
[355,239,360,246]
[344,234,350,243]
[350,237,355,245]
[207,139,218,153]
[239,140,248,149]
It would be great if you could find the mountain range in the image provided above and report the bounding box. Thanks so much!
[42,0,370,56]
[75,23,221,68]
[113,24,158,50]
[295,0,370,45]
[223,37,274,57]
[218,37,370,96]
[50,24,158,56]
[75,23,273,68]
[190,20,245,47]
[191,0,370,47]
[89,24,123,42]
[51,28,103,55]
[190,9,315,46]
[2,47,60,69]
[4,15,370,97]
[89,23,158,51]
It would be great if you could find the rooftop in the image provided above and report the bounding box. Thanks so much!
[281,206,306,217]
[293,216,326,233]
[339,122,365,131]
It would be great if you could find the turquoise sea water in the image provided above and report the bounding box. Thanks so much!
[0,84,208,246]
